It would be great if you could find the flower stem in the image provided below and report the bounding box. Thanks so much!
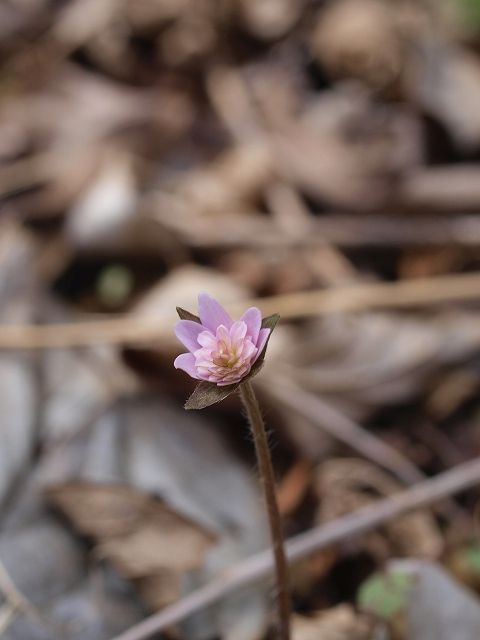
[239,380,291,640]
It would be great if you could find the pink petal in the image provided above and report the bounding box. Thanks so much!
[216,324,231,344]
[240,341,256,359]
[198,293,233,332]
[239,307,262,342]
[253,328,270,361]
[174,353,199,379]
[197,330,217,349]
[174,320,203,353]
[193,352,214,367]
[230,320,247,343]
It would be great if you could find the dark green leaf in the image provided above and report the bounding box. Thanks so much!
[185,381,239,410]
[176,307,201,323]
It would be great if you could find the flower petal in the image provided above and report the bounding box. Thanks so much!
[254,327,270,360]
[240,340,256,359]
[216,324,230,338]
[197,330,217,349]
[230,320,247,343]
[174,353,199,379]
[198,293,233,332]
[240,307,262,342]
[174,320,203,353]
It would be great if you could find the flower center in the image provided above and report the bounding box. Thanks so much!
[193,320,258,384]
[212,343,239,368]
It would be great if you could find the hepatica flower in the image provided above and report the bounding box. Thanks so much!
[173,294,290,637]
[174,293,279,409]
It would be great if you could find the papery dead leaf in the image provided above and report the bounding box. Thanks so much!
[292,605,372,640]
[48,482,216,607]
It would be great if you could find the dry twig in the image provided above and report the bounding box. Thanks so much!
[110,456,480,640]
[1,272,480,350]
[264,376,423,485]
[0,559,62,637]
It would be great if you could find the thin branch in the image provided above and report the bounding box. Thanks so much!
[1,272,480,350]
[110,456,480,640]
[0,559,62,637]
[151,211,480,248]
[0,603,16,635]
[264,376,471,528]
[264,376,424,485]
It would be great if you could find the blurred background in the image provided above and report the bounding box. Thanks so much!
[2,0,480,638]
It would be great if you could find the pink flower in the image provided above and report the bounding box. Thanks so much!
[174,293,271,386]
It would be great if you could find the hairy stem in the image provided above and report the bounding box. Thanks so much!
[239,380,291,640]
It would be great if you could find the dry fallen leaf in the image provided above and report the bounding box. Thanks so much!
[407,38,480,149]
[310,0,404,89]
[275,87,419,210]
[288,312,480,421]
[48,482,216,608]
[292,605,372,640]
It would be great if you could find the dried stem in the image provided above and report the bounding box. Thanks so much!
[239,380,291,640]
[265,376,424,485]
[2,271,480,349]
[0,559,62,637]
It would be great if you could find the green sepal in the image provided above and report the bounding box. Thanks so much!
[243,313,280,381]
[176,307,201,323]
[185,381,239,410]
